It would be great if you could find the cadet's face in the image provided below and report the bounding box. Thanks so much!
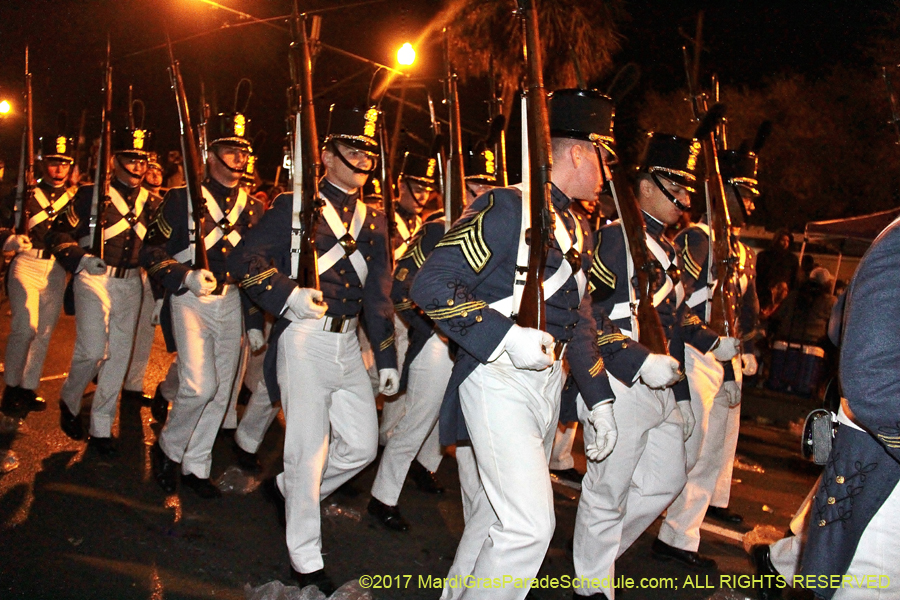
[208,145,250,188]
[641,176,690,225]
[115,155,148,187]
[399,179,429,214]
[569,143,610,202]
[323,143,374,191]
[145,166,163,188]
[43,159,71,184]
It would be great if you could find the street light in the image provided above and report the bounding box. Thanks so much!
[397,42,415,67]
[0,100,10,115]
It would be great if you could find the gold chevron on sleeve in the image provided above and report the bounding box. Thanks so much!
[51,241,78,254]
[682,313,702,327]
[240,268,278,289]
[588,357,605,377]
[590,250,616,290]
[378,334,395,352]
[400,240,427,268]
[65,203,79,227]
[878,433,900,448]
[155,210,172,238]
[597,332,629,346]
[682,244,702,280]
[425,300,488,320]
[434,195,493,273]
[394,300,414,312]
[147,258,178,277]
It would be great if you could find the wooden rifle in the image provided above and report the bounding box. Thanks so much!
[379,118,397,269]
[487,57,508,186]
[71,109,87,186]
[287,3,322,289]
[166,35,209,271]
[442,29,465,226]
[515,0,552,331]
[608,165,668,354]
[91,39,113,259]
[14,47,35,235]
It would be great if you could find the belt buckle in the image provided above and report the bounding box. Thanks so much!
[327,316,345,333]
[211,282,226,296]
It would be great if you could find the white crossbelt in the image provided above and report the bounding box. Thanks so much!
[104,186,150,240]
[393,212,420,260]
[310,194,368,285]
[609,231,685,324]
[173,185,247,263]
[27,186,74,230]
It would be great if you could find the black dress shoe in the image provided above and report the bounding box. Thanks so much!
[707,506,744,524]
[368,496,410,532]
[150,385,169,424]
[1,386,25,417]
[121,389,152,406]
[651,538,717,569]
[261,477,286,527]
[232,439,261,473]
[181,473,222,499]
[88,436,118,457]
[151,441,179,493]
[19,388,46,412]
[551,467,584,489]
[750,544,783,600]
[59,400,85,440]
[409,460,444,494]
[293,568,336,596]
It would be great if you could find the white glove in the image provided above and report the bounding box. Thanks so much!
[78,255,107,275]
[284,287,327,321]
[712,337,740,362]
[678,401,696,441]
[150,299,164,326]
[502,324,554,371]
[637,353,682,389]
[379,368,400,395]
[723,380,742,408]
[585,402,618,462]
[741,353,759,376]
[184,269,217,297]
[3,234,32,253]
[247,329,266,353]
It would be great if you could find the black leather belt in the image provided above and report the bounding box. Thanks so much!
[107,265,140,279]
[324,315,356,333]
[210,282,230,296]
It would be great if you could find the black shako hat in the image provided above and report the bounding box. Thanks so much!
[719,149,760,197]
[324,105,380,155]
[399,152,437,188]
[548,88,616,156]
[112,126,153,157]
[638,133,701,193]
[38,133,75,162]
[208,112,252,150]
[465,143,498,185]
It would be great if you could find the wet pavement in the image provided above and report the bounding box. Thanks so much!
[0,304,822,600]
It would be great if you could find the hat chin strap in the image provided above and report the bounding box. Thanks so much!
[115,155,144,181]
[650,171,689,212]
[210,146,247,174]
[334,144,378,175]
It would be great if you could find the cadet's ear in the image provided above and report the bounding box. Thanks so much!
[638,177,654,198]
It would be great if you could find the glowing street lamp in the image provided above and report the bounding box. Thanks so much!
[0,100,11,115]
[397,42,416,67]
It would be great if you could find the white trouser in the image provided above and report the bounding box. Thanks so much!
[123,272,156,393]
[710,366,742,508]
[657,345,729,552]
[441,355,562,600]
[274,318,378,574]
[769,478,818,582]
[223,339,251,429]
[4,253,67,390]
[371,333,452,506]
[159,288,243,478]
[234,374,279,454]
[158,359,179,401]
[833,478,900,600]
[441,444,492,600]
[549,422,578,471]
[379,314,410,444]
[61,270,143,438]
[225,318,270,430]
[573,378,687,599]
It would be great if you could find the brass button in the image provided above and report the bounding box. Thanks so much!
[818,520,827,527]
[265,285,272,290]
[370,224,375,230]
[827,497,836,505]
[621,342,628,348]
[447,299,454,306]
[836,476,845,484]
[475,315,483,323]
[222,248,227,252]
[343,207,349,212]
[342,298,347,303]
[339,269,346,275]
[461,311,468,318]
[345,283,350,288]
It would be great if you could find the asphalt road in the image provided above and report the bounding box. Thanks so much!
[0,296,821,600]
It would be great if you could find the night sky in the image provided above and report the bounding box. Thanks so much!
[0,0,893,177]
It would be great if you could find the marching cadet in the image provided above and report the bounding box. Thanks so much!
[228,104,398,594]
[391,152,432,254]
[1,133,76,417]
[121,152,166,405]
[48,125,156,456]
[367,143,499,532]
[463,142,499,203]
[141,111,264,498]
[410,89,616,600]
[654,146,763,567]
[572,133,736,600]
